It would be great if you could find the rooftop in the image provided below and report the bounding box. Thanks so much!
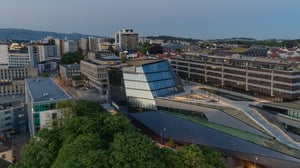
[25,77,71,102]
[127,58,162,67]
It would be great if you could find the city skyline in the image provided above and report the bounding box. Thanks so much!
[0,0,300,39]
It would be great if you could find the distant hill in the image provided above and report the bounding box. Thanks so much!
[0,28,94,41]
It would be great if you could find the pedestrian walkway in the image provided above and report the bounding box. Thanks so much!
[227,101,300,150]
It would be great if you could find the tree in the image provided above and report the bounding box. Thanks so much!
[139,42,151,55]
[40,73,49,77]
[201,146,226,168]
[286,40,299,48]
[74,99,103,116]
[161,148,184,168]
[109,132,165,168]
[19,129,62,168]
[60,50,84,64]
[108,45,114,53]
[52,134,109,168]
[148,44,163,54]
[175,48,182,53]
[178,145,211,168]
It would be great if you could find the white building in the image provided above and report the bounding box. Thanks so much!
[25,77,71,136]
[0,44,8,64]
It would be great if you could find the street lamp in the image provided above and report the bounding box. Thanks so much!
[254,157,258,168]
[160,128,167,145]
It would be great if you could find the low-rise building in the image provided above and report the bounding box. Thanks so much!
[25,77,71,136]
[0,65,38,96]
[171,53,300,101]
[59,64,81,86]
[80,60,109,100]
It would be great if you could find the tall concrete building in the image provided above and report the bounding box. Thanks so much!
[79,38,88,51]
[0,44,8,65]
[28,44,57,67]
[115,28,138,51]
[54,39,61,57]
[63,40,78,54]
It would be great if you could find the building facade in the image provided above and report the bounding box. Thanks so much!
[63,40,78,53]
[0,44,8,65]
[115,28,138,51]
[80,60,109,99]
[25,77,71,136]
[171,54,300,101]
[8,53,30,67]
[59,64,81,86]
[0,65,38,96]
[123,59,184,110]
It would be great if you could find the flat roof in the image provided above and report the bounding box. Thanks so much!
[25,77,71,102]
[128,59,162,67]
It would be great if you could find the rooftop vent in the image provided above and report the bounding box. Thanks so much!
[43,92,48,97]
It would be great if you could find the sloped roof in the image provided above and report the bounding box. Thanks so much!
[130,111,300,168]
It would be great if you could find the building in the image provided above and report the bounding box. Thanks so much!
[63,40,78,53]
[28,44,57,67]
[8,52,30,68]
[122,59,184,110]
[0,65,38,96]
[0,98,26,134]
[80,60,109,100]
[59,64,81,86]
[54,38,61,57]
[25,77,71,136]
[79,38,88,51]
[0,44,8,65]
[115,28,138,51]
[171,53,300,101]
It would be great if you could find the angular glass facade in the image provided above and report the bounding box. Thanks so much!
[123,60,183,110]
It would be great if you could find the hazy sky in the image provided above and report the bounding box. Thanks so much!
[0,0,300,39]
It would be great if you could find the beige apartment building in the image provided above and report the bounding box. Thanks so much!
[0,65,38,96]
[171,54,300,101]
[80,60,109,100]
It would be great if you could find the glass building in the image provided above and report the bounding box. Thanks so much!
[123,59,184,110]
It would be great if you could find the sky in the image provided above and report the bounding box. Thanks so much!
[0,0,300,39]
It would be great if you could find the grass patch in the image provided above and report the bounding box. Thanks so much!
[172,96,269,136]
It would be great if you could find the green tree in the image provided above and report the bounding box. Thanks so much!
[139,42,151,55]
[20,129,62,168]
[161,148,184,168]
[41,73,49,77]
[175,48,182,53]
[60,50,84,64]
[108,45,114,53]
[148,44,163,54]
[109,132,165,168]
[52,134,109,168]
[74,99,103,116]
[178,145,211,168]
[202,146,226,168]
